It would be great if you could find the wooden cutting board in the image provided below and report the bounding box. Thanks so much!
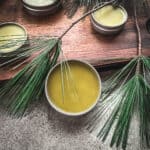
[0,0,150,80]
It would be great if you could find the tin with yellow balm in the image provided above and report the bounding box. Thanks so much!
[0,22,27,55]
[45,60,101,116]
[91,4,128,35]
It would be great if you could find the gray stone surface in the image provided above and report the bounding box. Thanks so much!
[0,99,102,150]
[0,98,144,150]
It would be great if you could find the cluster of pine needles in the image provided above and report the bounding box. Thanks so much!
[61,0,125,17]
[0,36,61,116]
[87,56,150,150]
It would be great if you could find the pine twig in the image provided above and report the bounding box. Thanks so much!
[133,0,142,74]
[59,0,115,39]
[61,0,125,17]
[134,0,142,57]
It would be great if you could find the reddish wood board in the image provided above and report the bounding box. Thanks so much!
[0,1,150,80]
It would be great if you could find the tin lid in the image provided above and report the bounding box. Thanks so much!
[22,0,58,8]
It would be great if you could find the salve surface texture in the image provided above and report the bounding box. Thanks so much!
[0,24,26,53]
[24,0,57,7]
[47,61,100,113]
[93,5,125,27]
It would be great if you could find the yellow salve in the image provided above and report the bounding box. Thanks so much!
[0,24,26,53]
[93,5,125,27]
[47,61,100,113]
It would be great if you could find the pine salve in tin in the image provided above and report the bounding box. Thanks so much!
[23,0,58,7]
[91,4,128,35]
[0,22,27,54]
[45,60,101,116]
[22,0,61,16]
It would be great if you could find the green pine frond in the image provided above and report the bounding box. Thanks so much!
[61,0,126,17]
[0,38,61,117]
[0,35,54,68]
[87,56,150,150]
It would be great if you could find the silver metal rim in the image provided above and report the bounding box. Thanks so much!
[91,17,123,35]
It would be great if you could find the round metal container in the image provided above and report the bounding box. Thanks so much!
[0,22,28,59]
[45,59,101,117]
[22,0,61,16]
[91,5,128,35]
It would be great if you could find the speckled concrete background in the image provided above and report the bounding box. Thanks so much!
[0,99,101,150]
[0,98,145,150]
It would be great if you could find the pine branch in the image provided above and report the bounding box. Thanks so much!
[0,2,114,117]
[0,39,61,116]
[59,0,115,39]
[87,56,150,150]
[1,1,114,68]
[86,0,150,149]
[0,35,55,68]
[61,0,125,18]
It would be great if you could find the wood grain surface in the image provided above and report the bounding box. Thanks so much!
[0,0,150,80]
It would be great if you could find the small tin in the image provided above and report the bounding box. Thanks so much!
[91,4,128,35]
[0,22,28,63]
[45,59,101,117]
[22,0,61,16]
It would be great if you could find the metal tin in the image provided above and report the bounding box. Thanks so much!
[91,5,128,35]
[45,59,101,117]
[22,0,61,16]
[22,0,58,8]
[0,22,28,58]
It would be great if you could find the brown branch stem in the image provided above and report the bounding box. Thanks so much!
[58,0,115,40]
[136,59,141,74]
[133,0,142,75]
[133,1,142,57]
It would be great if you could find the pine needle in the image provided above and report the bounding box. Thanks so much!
[87,56,150,150]
[61,0,126,17]
[0,35,54,68]
[0,38,61,117]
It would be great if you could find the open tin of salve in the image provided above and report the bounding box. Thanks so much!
[0,22,27,58]
[91,4,128,35]
[45,60,101,116]
[22,0,61,16]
